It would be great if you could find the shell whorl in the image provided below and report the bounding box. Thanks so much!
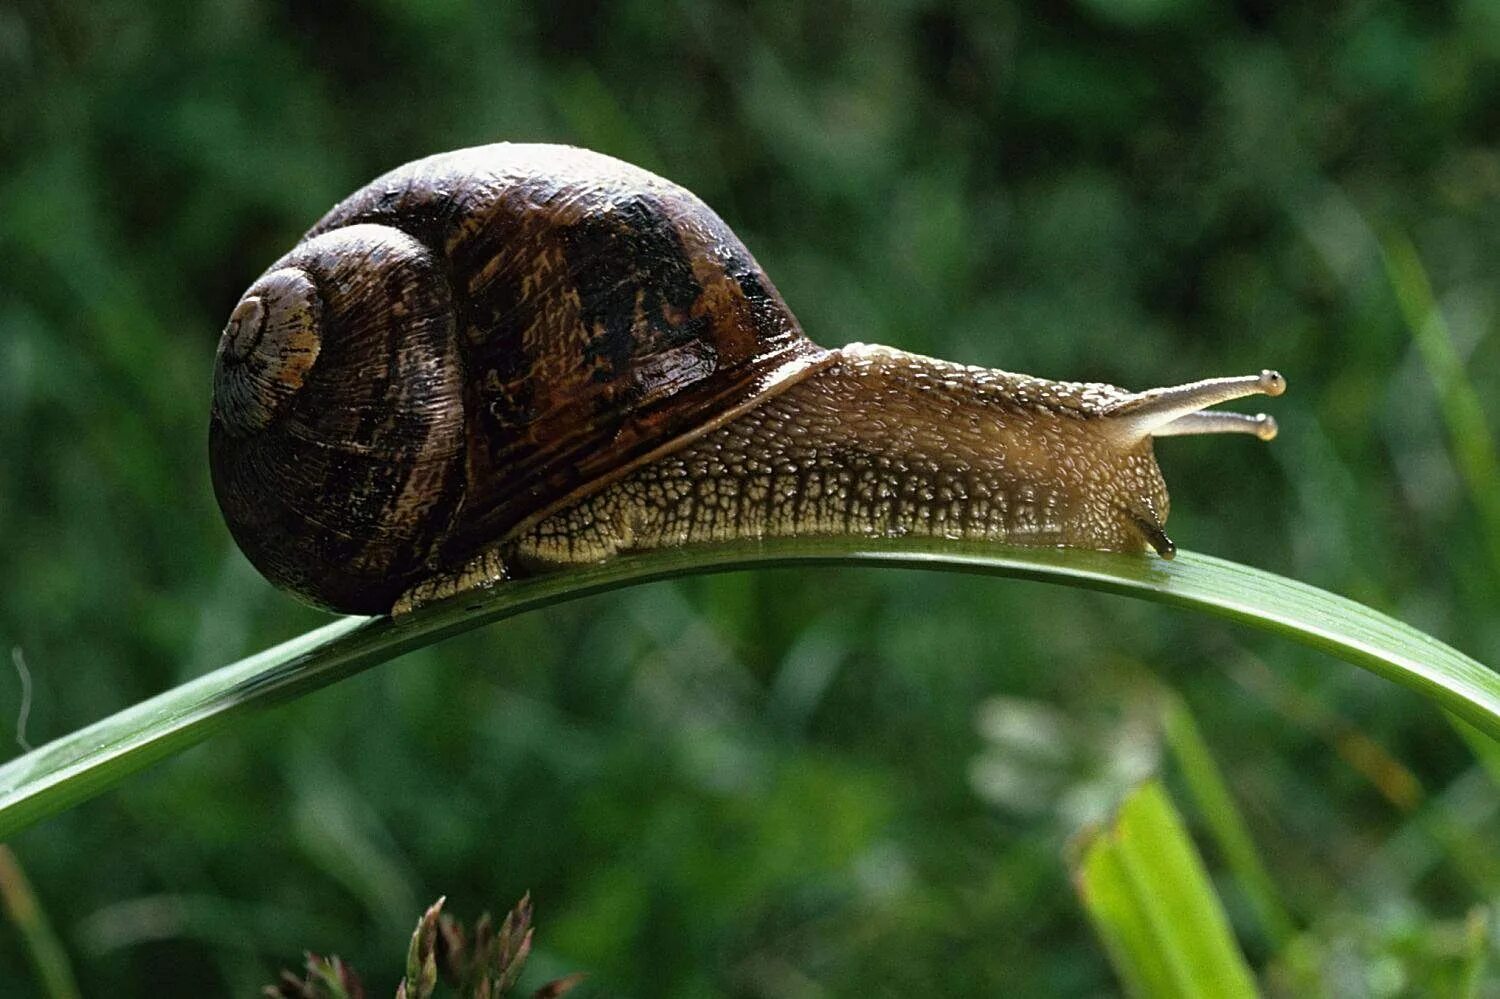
[212,268,323,436]
[210,224,467,614]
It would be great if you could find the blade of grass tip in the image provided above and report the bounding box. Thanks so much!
[0,538,1496,840]
[1074,780,1259,998]
[1380,231,1500,573]
[0,845,81,999]
[1162,692,1297,950]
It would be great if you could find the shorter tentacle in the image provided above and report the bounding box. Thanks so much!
[1124,503,1176,559]
[1152,411,1279,441]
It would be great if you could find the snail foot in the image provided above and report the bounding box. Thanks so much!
[392,549,509,617]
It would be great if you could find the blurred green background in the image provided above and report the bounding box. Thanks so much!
[3,1,1500,995]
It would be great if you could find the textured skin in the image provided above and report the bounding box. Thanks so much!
[508,346,1171,569]
[210,144,829,613]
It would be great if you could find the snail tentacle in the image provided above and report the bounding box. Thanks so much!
[1106,370,1285,443]
[1152,410,1279,441]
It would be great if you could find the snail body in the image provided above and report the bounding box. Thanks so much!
[210,143,1283,615]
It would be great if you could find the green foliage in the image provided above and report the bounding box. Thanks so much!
[1162,693,1296,950]
[1073,780,1258,998]
[268,954,365,999]
[4,1,1500,995]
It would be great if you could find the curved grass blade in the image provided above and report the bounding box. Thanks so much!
[0,538,1497,840]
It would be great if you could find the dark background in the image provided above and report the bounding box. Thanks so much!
[3,1,1499,995]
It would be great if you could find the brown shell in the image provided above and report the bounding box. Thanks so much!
[210,144,831,613]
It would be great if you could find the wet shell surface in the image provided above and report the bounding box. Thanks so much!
[210,144,830,613]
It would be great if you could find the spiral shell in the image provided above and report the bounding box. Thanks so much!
[210,144,830,613]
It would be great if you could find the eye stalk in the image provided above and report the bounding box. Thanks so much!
[1097,369,1284,560]
[1107,369,1286,446]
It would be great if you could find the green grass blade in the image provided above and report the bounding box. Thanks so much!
[1074,780,1259,998]
[0,538,1497,840]
[1075,836,1174,997]
[0,846,81,999]
[1162,693,1297,951]
[1381,232,1500,571]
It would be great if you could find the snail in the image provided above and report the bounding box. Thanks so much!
[209,143,1284,616]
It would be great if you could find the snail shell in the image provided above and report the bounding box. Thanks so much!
[211,145,829,613]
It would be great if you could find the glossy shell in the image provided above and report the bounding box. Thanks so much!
[210,144,831,613]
